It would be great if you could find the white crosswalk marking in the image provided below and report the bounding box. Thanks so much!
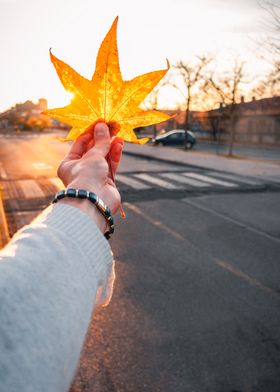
[49,177,64,190]
[183,172,237,187]
[116,174,151,190]
[32,162,54,170]
[208,171,260,186]
[18,180,45,198]
[0,164,8,180]
[160,172,210,187]
[134,173,182,189]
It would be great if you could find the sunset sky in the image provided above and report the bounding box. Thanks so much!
[0,0,277,112]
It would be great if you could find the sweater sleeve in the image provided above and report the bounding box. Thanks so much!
[0,203,114,392]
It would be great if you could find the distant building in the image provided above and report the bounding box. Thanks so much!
[38,98,48,111]
[152,96,280,146]
[0,99,69,131]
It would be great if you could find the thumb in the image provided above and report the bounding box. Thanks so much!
[90,122,111,157]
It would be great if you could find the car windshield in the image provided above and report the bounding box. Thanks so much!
[157,130,184,139]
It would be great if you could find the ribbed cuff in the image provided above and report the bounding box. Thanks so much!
[32,203,113,268]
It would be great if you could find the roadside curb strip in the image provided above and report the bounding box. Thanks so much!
[123,147,280,167]
[122,150,205,171]
[0,188,10,248]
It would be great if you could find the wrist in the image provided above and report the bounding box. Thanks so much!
[52,187,115,239]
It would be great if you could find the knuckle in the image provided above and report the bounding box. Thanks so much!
[57,161,72,185]
[57,163,64,179]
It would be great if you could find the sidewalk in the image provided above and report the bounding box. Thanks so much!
[124,143,280,183]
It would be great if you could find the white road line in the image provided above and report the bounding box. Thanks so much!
[0,165,8,179]
[208,171,260,186]
[125,202,184,241]
[134,173,182,190]
[183,172,237,187]
[160,172,211,187]
[32,162,54,170]
[49,177,64,190]
[116,174,152,190]
[18,180,45,198]
[183,198,280,244]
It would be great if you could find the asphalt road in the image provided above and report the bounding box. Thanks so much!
[0,131,280,392]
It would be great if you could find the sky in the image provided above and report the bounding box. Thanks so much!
[0,0,278,112]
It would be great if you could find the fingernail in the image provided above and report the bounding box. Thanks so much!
[95,123,108,137]
[96,129,105,137]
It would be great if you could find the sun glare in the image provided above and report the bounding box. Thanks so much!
[48,91,73,110]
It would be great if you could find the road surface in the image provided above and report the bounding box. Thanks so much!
[0,131,280,392]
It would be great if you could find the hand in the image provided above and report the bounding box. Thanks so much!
[57,122,124,233]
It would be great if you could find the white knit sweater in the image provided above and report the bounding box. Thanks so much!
[0,204,114,392]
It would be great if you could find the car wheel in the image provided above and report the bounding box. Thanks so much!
[186,141,193,149]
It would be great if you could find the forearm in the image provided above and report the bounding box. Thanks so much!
[0,204,113,392]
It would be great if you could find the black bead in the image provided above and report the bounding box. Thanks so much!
[66,188,76,198]
[107,216,114,226]
[78,189,87,199]
[104,207,111,218]
[88,192,97,204]
[56,190,66,200]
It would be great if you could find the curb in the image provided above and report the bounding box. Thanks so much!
[122,149,208,171]
[123,146,280,167]
[0,188,10,248]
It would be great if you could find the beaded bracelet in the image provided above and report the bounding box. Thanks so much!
[52,188,114,240]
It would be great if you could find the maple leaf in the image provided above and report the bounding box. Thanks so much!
[43,17,171,144]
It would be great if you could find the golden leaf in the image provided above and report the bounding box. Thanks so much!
[43,17,171,144]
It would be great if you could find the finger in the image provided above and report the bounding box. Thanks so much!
[64,132,92,161]
[108,138,124,179]
[85,138,94,152]
[86,122,111,158]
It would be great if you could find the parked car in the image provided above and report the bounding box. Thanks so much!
[152,130,196,149]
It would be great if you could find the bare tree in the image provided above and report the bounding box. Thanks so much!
[254,1,280,97]
[207,61,246,156]
[253,60,280,98]
[142,82,162,111]
[142,78,170,138]
[259,0,280,52]
[168,55,213,149]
